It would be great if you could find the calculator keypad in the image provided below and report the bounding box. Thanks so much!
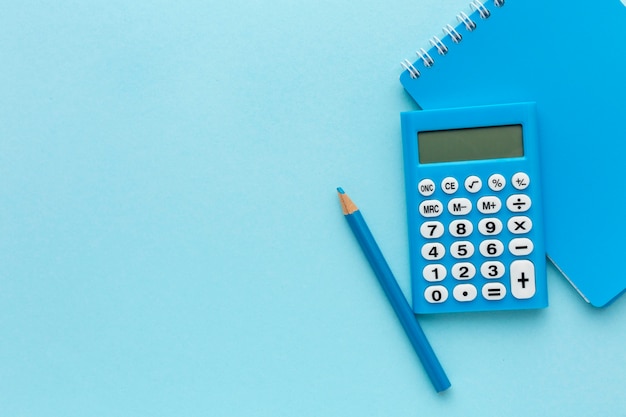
[418,172,540,307]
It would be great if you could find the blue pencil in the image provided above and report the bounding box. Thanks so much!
[337,187,451,393]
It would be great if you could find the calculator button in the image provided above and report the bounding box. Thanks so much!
[423,264,447,282]
[418,179,436,196]
[421,242,445,260]
[441,177,459,195]
[448,198,472,216]
[509,238,534,256]
[506,194,532,212]
[479,239,504,257]
[464,175,482,193]
[480,261,505,279]
[477,196,502,214]
[419,199,443,217]
[488,174,506,191]
[478,218,503,236]
[420,221,445,239]
[510,260,536,299]
[424,285,448,303]
[482,282,506,300]
[511,172,530,190]
[453,284,478,302]
[452,262,476,280]
[508,216,532,234]
[449,219,473,237]
[450,241,475,259]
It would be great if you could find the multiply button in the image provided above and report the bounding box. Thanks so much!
[419,199,443,217]
[506,194,532,212]
[510,260,536,299]
[508,216,532,234]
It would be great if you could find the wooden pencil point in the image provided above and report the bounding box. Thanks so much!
[337,189,358,215]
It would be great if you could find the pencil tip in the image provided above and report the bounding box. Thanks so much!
[337,187,345,194]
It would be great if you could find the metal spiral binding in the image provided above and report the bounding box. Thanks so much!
[401,0,504,79]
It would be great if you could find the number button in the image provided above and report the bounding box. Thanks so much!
[477,196,502,214]
[506,194,532,212]
[479,239,504,257]
[453,284,478,302]
[510,260,536,299]
[508,216,532,234]
[419,199,443,217]
[480,261,505,279]
[449,219,473,237]
[421,243,445,260]
[448,198,472,215]
[478,218,503,236]
[511,172,530,190]
[452,262,476,280]
[450,241,475,259]
[464,175,482,193]
[482,282,506,300]
[418,179,435,196]
[509,238,534,256]
[423,264,447,282]
[425,285,448,303]
[420,221,444,239]
[488,174,506,191]
[441,177,458,195]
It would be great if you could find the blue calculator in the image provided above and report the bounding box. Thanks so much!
[401,103,548,314]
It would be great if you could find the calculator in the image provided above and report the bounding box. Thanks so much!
[401,103,548,314]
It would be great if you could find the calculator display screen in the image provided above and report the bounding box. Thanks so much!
[418,125,523,164]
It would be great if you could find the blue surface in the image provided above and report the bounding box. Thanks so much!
[1,0,626,415]
[400,0,626,307]
[401,103,547,313]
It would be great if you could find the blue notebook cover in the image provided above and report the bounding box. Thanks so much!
[399,0,626,307]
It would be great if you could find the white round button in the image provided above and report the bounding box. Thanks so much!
[441,177,459,195]
[488,174,506,191]
[480,261,505,279]
[506,194,532,212]
[452,262,476,280]
[509,238,534,256]
[464,175,482,193]
[511,172,530,190]
[423,264,447,282]
[479,239,504,257]
[418,179,435,196]
[421,243,445,260]
[450,241,475,259]
[453,284,477,302]
[508,216,533,234]
[449,219,473,237]
[420,221,444,239]
[424,285,448,303]
[478,218,503,236]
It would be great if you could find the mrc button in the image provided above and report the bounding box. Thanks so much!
[419,199,443,217]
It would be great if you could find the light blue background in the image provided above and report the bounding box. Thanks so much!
[1,1,625,415]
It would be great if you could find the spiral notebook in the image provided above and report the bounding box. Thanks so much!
[399,0,626,307]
